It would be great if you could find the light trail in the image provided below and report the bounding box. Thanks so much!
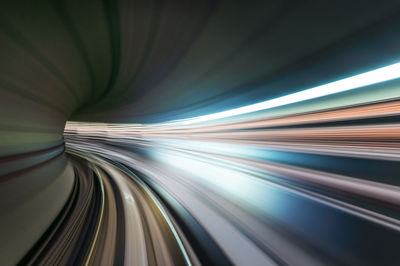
[63,86,400,265]
[170,62,400,125]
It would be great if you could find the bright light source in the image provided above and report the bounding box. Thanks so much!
[174,62,400,125]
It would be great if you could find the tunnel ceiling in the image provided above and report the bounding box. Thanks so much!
[2,0,400,155]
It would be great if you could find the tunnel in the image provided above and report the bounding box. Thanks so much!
[1,1,400,265]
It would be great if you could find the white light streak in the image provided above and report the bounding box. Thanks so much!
[174,62,400,125]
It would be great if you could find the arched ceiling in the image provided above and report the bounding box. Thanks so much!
[1,0,400,154]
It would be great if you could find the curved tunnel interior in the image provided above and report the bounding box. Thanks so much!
[1,1,400,265]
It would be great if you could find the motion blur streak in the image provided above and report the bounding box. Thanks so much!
[172,61,400,125]
[1,1,400,266]
[65,81,400,265]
